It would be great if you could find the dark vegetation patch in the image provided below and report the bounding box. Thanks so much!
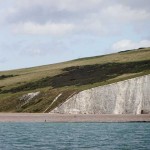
[0,74,17,80]
[118,50,134,53]
[1,60,150,93]
[118,47,149,53]
[0,86,5,91]
[138,47,145,49]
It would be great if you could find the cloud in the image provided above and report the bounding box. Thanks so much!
[102,4,150,22]
[119,0,150,11]
[15,0,102,12]
[0,0,149,36]
[12,22,75,35]
[112,40,150,51]
[5,0,102,24]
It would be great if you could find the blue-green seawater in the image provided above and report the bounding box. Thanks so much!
[0,123,150,150]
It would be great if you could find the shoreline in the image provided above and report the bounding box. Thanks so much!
[0,113,150,122]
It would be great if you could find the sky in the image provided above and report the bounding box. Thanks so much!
[0,0,150,71]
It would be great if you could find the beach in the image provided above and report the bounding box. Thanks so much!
[0,113,149,122]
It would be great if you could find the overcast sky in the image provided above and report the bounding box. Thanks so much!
[0,0,150,71]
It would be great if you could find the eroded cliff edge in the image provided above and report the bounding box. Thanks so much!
[51,75,150,114]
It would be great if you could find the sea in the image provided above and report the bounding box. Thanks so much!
[0,123,149,150]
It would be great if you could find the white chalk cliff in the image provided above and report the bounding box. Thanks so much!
[51,75,150,114]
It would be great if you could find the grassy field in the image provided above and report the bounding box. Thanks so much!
[0,47,150,112]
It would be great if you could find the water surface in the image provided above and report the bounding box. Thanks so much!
[0,123,150,150]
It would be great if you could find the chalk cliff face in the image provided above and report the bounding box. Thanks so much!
[51,75,150,114]
[20,92,40,106]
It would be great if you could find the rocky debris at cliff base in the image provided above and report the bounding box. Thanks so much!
[141,110,150,114]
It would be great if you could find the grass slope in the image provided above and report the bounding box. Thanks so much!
[0,47,150,112]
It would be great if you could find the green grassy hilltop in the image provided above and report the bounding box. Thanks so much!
[0,47,150,112]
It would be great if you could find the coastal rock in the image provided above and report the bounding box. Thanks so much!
[51,75,150,114]
[20,92,40,105]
